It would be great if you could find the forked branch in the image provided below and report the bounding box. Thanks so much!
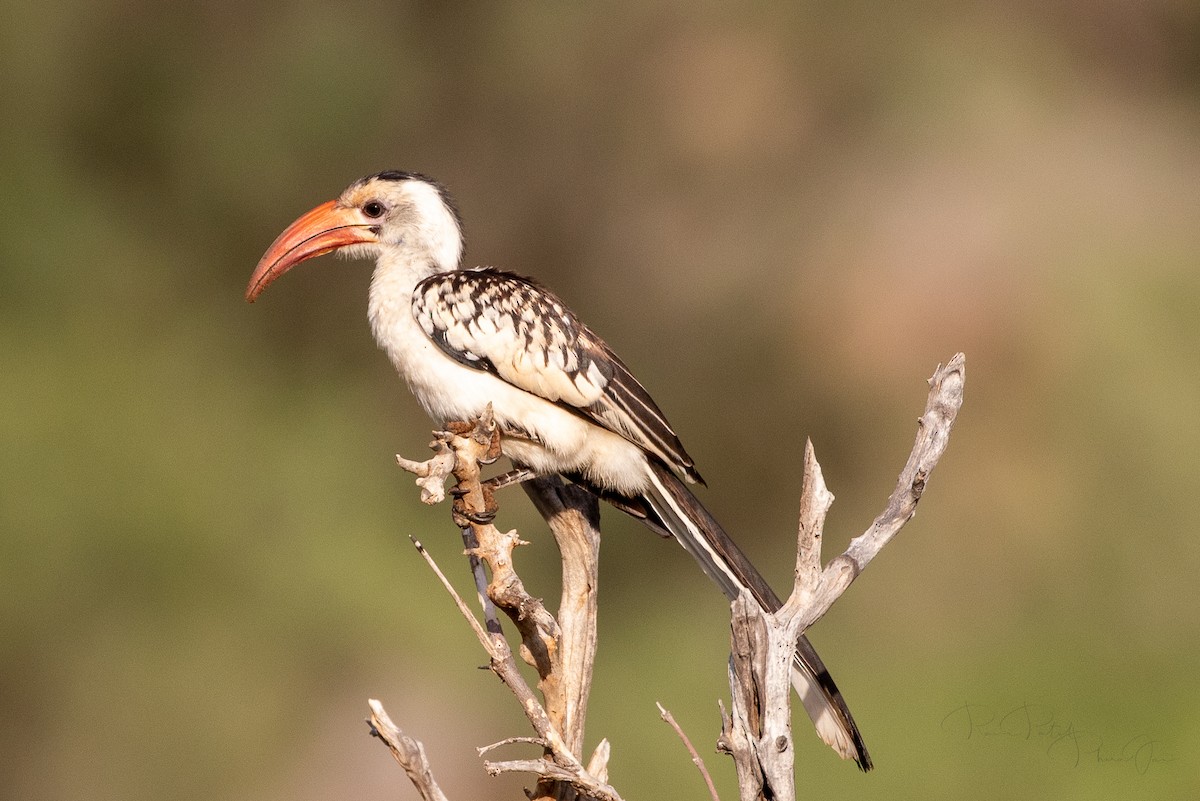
[720,353,966,801]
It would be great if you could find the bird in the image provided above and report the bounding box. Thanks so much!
[246,170,872,770]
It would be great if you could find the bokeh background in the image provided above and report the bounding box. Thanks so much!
[3,2,1198,799]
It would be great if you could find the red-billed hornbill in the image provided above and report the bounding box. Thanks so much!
[246,171,872,770]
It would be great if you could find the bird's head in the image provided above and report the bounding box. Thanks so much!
[246,171,463,302]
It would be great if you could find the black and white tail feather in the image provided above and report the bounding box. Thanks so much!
[639,459,872,771]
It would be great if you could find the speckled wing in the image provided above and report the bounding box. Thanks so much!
[413,269,702,482]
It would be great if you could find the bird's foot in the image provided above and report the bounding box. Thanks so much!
[444,417,503,464]
[450,482,499,526]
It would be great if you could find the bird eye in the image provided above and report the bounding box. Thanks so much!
[362,200,386,218]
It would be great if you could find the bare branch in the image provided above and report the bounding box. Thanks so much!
[720,353,966,801]
[585,739,612,784]
[796,352,966,632]
[522,476,602,756]
[839,353,965,574]
[460,523,504,636]
[411,536,494,648]
[658,703,721,801]
[718,606,768,801]
[788,439,833,615]
[396,436,456,504]
[412,532,590,784]
[367,699,451,801]
[478,736,549,755]
[414,507,574,767]
[398,433,504,634]
[482,760,625,801]
[395,415,613,800]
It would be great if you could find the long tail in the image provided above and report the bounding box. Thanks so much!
[640,459,873,771]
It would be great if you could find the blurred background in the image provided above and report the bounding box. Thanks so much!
[2,2,1198,799]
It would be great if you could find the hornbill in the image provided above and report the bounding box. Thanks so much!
[246,171,872,770]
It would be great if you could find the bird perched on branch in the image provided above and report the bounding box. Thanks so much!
[246,171,871,770]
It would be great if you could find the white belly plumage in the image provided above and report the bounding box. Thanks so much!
[415,349,652,496]
[370,277,652,496]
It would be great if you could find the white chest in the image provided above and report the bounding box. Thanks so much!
[366,260,652,495]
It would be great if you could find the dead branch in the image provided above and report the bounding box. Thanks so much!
[720,353,966,801]
[389,406,618,801]
[788,352,966,629]
[521,476,603,758]
[658,702,721,801]
[366,699,450,801]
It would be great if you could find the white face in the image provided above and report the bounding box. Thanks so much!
[336,176,463,270]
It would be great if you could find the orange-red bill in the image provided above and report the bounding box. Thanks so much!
[245,200,378,302]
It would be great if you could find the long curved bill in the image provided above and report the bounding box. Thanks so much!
[245,200,378,302]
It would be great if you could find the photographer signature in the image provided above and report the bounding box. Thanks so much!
[941,702,1172,775]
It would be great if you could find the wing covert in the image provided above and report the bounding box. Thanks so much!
[413,269,701,481]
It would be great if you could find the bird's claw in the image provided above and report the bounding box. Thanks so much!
[451,482,499,526]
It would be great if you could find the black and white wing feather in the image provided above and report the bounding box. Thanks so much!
[413,269,703,483]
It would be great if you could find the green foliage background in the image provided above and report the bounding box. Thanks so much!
[2,3,1198,799]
